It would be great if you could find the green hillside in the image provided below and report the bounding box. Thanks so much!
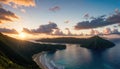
[0,33,39,69]
[0,50,36,69]
[0,33,66,69]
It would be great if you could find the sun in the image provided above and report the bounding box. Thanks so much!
[18,32,26,39]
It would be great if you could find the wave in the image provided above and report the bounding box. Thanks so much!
[42,52,64,69]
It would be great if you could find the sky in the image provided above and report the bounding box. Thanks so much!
[0,0,120,39]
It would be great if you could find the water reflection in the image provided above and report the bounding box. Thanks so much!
[47,44,92,69]
[103,42,120,69]
[46,43,120,69]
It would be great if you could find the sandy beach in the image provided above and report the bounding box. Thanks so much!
[32,52,47,69]
[32,52,64,69]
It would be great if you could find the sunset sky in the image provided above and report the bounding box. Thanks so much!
[0,0,120,39]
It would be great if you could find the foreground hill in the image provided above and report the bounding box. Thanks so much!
[0,33,66,69]
[36,36,115,50]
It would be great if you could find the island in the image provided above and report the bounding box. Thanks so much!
[0,33,66,69]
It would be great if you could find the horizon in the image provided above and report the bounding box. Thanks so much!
[0,0,120,40]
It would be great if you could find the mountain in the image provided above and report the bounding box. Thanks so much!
[0,33,66,69]
[36,36,115,50]
[81,36,115,50]
[36,37,87,44]
[0,33,38,69]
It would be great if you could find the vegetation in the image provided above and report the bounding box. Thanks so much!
[81,36,115,50]
[0,33,66,69]
[0,32,115,69]
[36,37,87,44]
[0,51,35,69]
[36,36,115,50]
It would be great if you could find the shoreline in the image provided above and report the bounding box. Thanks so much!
[32,52,47,69]
[32,52,64,69]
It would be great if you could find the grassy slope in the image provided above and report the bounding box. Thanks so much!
[0,51,33,69]
[0,33,40,69]
[0,33,66,69]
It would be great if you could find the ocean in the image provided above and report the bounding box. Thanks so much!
[45,42,120,69]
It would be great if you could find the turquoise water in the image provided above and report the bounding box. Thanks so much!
[46,43,120,69]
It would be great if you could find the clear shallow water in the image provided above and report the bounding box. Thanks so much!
[46,43,120,69]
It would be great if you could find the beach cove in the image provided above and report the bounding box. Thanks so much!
[33,43,120,69]
[33,52,64,69]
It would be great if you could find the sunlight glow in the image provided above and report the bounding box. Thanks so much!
[18,32,26,39]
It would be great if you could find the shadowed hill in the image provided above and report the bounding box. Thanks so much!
[0,33,66,69]
[81,36,115,50]
[36,37,87,44]
[36,36,115,50]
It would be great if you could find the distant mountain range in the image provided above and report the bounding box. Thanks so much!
[0,33,66,69]
[36,36,115,50]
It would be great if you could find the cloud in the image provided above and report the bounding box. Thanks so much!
[65,28,72,35]
[89,29,100,35]
[115,8,119,14]
[111,28,120,35]
[88,28,120,36]
[112,28,119,34]
[0,0,36,7]
[107,13,120,23]
[118,24,120,26]
[74,12,120,30]
[0,7,19,24]
[103,28,112,35]
[32,22,58,33]
[23,22,58,34]
[83,13,89,19]
[102,28,120,35]
[64,20,70,23]
[22,28,33,34]
[0,28,18,34]
[20,9,26,13]
[0,4,2,8]
[53,29,64,35]
[90,29,95,35]
[49,6,60,12]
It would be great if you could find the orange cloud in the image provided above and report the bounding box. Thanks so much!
[103,28,112,35]
[0,7,19,24]
[0,0,36,7]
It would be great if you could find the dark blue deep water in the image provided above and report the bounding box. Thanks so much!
[46,42,120,69]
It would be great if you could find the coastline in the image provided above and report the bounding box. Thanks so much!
[32,52,64,69]
[32,52,47,69]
